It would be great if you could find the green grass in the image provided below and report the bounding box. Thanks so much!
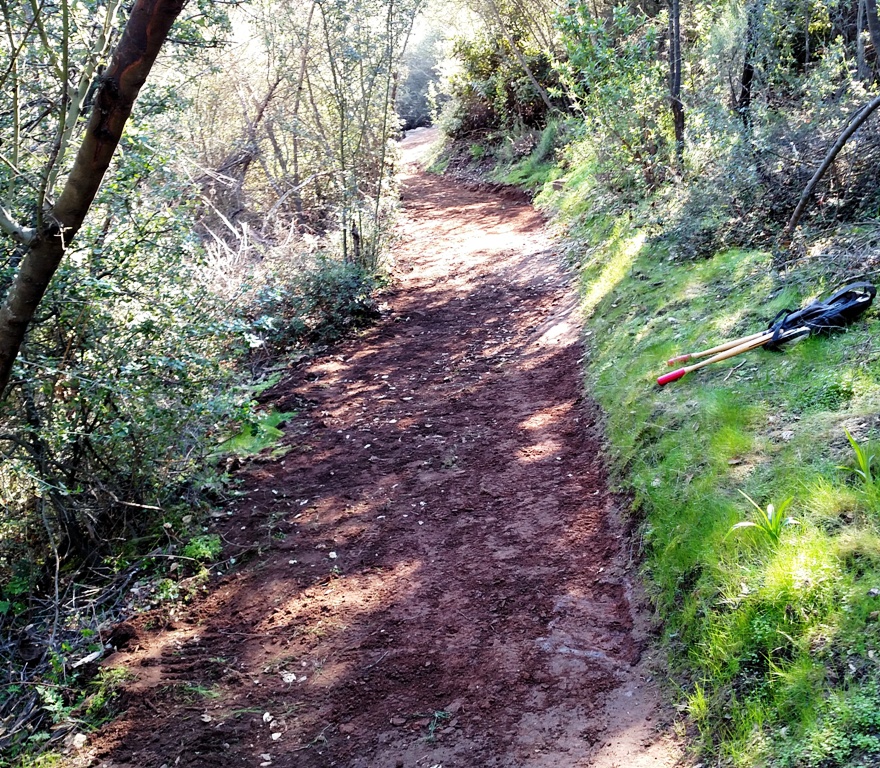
[493,121,564,193]
[544,175,880,766]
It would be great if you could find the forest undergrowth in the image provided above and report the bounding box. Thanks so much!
[0,0,416,760]
[5,0,880,763]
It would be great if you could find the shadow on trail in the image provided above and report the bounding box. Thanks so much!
[89,157,675,768]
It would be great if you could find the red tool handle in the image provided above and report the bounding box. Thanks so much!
[666,354,691,365]
[657,368,687,386]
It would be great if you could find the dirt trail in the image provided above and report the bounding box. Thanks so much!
[85,128,682,768]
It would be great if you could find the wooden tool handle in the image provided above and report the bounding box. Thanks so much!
[686,331,775,372]
[658,331,776,386]
[666,330,770,366]
[658,367,688,385]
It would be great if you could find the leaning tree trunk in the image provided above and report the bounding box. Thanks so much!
[0,0,186,397]
[781,94,880,246]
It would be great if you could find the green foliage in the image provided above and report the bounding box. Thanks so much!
[840,429,875,490]
[551,192,880,765]
[0,2,407,755]
[439,32,561,138]
[0,138,233,571]
[495,120,566,192]
[182,534,222,562]
[218,409,295,457]
[782,684,880,767]
[555,4,670,191]
[726,491,798,547]
[81,667,133,727]
[251,257,381,350]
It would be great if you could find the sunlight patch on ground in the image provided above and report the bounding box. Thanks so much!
[581,230,645,316]
[516,439,564,463]
[257,560,424,639]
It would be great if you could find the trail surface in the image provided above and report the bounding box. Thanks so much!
[86,128,681,768]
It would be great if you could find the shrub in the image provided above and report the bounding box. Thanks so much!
[250,256,381,350]
[439,32,563,139]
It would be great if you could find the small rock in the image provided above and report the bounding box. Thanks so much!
[329,551,338,559]
[390,716,407,726]
[271,732,282,741]
[869,588,880,597]
[339,723,355,734]
[262,712,273,723]
[72,733,88,749]
[870,611,880,621]
[200,713,213,723]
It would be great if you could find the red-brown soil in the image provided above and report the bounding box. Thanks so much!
[81,128,682,768]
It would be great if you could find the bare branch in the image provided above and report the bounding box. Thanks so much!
[0,203,36,245]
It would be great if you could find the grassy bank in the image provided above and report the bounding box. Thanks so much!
[532,163,880,765]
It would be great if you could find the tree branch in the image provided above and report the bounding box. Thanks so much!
[781,94,880,245]
[0,203,36,245]
[0,0,187,398]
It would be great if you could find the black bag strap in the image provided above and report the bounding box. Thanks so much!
[764,281,876,350]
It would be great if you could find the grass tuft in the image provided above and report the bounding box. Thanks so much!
[725,491,798,548]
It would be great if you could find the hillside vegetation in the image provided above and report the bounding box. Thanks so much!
[0,0,417,756]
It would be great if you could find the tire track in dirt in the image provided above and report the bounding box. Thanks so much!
[85,128,681,768]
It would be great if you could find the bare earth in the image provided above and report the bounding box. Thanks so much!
[82,127,683,768]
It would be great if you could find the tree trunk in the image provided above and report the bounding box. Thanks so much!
[737,1,761,129]
[857,0,868,80]
[669,0,685,163]
[867,0,880,57]
[291,1,318,226]
[0,0,186,397]
[781,94,880,246]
